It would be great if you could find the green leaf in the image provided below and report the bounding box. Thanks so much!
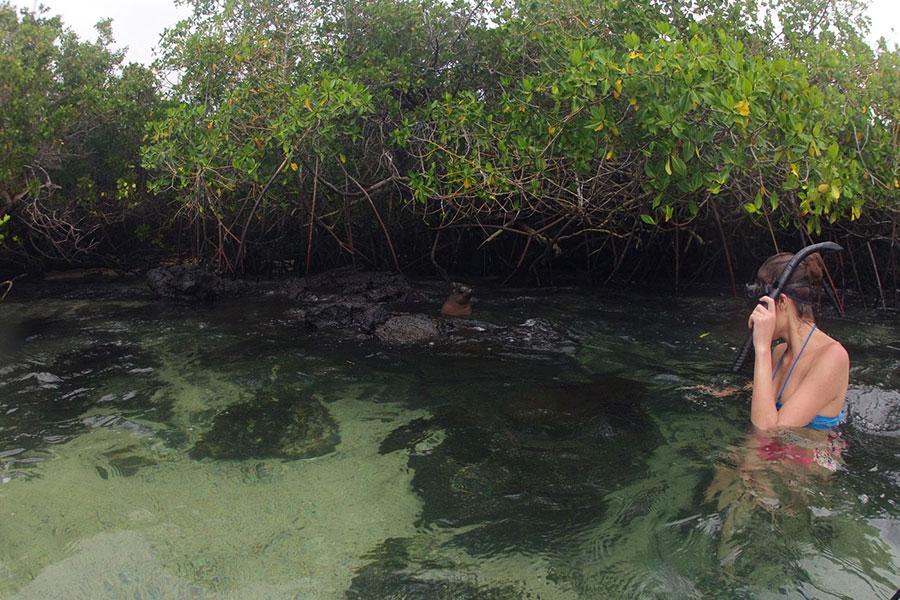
[641,213,657,225]
[570,46,583,65]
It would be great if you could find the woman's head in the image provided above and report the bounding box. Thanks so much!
[756,252,825,320]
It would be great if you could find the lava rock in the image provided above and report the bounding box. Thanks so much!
[147,265,254,301]
[374,314,456,344]
[279,265,414,303]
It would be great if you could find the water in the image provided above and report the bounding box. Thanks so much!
[1,278,899,599]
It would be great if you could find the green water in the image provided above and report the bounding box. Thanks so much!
[1,279,899,599]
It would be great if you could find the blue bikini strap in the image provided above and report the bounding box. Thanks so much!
[777,324,816,401]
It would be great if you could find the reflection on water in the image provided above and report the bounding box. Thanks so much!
[1,281,899,599]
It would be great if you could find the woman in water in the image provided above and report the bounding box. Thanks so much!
[703,254,849,560]
[747,252,849,431]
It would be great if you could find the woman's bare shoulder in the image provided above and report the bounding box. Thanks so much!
[820,335,849,366]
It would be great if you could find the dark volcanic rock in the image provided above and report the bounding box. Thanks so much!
[378,376,656,554]
[501,317,576,354]
[374,314,456,344]
[280,265,413,303]
[190,389,340,461]
[847,386,900,435]
[295,302,390,334]
[147,265,254,301]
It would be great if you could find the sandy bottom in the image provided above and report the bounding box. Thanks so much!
[0,392,425,600]
[0,384,580,600]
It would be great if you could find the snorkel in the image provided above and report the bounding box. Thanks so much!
[731,241,843,373]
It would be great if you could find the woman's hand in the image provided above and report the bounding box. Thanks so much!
[749,295,777,350]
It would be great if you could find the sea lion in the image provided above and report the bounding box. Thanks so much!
[441,282,473,317]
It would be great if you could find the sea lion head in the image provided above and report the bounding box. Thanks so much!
[441,282,474,317]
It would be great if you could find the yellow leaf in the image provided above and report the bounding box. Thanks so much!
[895,178,899,188]
[654,63,661,71]
[817,183,830,193]
[290,162,298,172]
[734,99,750,116]
[606,149,613,160]
[699,332,710,338]
[665,158,672,175]
[614,79,623,94]
[629,51,644,59]
[207,121,213,129]
[790,163,799,176]
[304,98,312,111]
[548,126,556,134]
[594,122,604,131]
[339,154,346,164]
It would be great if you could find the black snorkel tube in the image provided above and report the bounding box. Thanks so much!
[731,241,843,374]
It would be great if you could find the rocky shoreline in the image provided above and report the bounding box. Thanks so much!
[145,264,574,350]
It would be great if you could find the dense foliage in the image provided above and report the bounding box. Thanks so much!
[1,0,898,293]
[0,3,159,269]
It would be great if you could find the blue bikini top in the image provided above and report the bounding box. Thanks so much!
[772,325,845,429]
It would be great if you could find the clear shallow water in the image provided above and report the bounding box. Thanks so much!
[1,279,899,599]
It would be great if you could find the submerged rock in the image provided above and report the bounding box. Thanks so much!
[379,376,656,553]
[347,537,522,600]
[190,389,340,461]
[96,445,158,480]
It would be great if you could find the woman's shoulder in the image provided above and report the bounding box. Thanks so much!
[819,332,849,362]
[812,332,849,375]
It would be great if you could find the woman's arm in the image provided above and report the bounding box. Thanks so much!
[749,297,780,430]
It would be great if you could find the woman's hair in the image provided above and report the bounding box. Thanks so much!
[756,252,825,320]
